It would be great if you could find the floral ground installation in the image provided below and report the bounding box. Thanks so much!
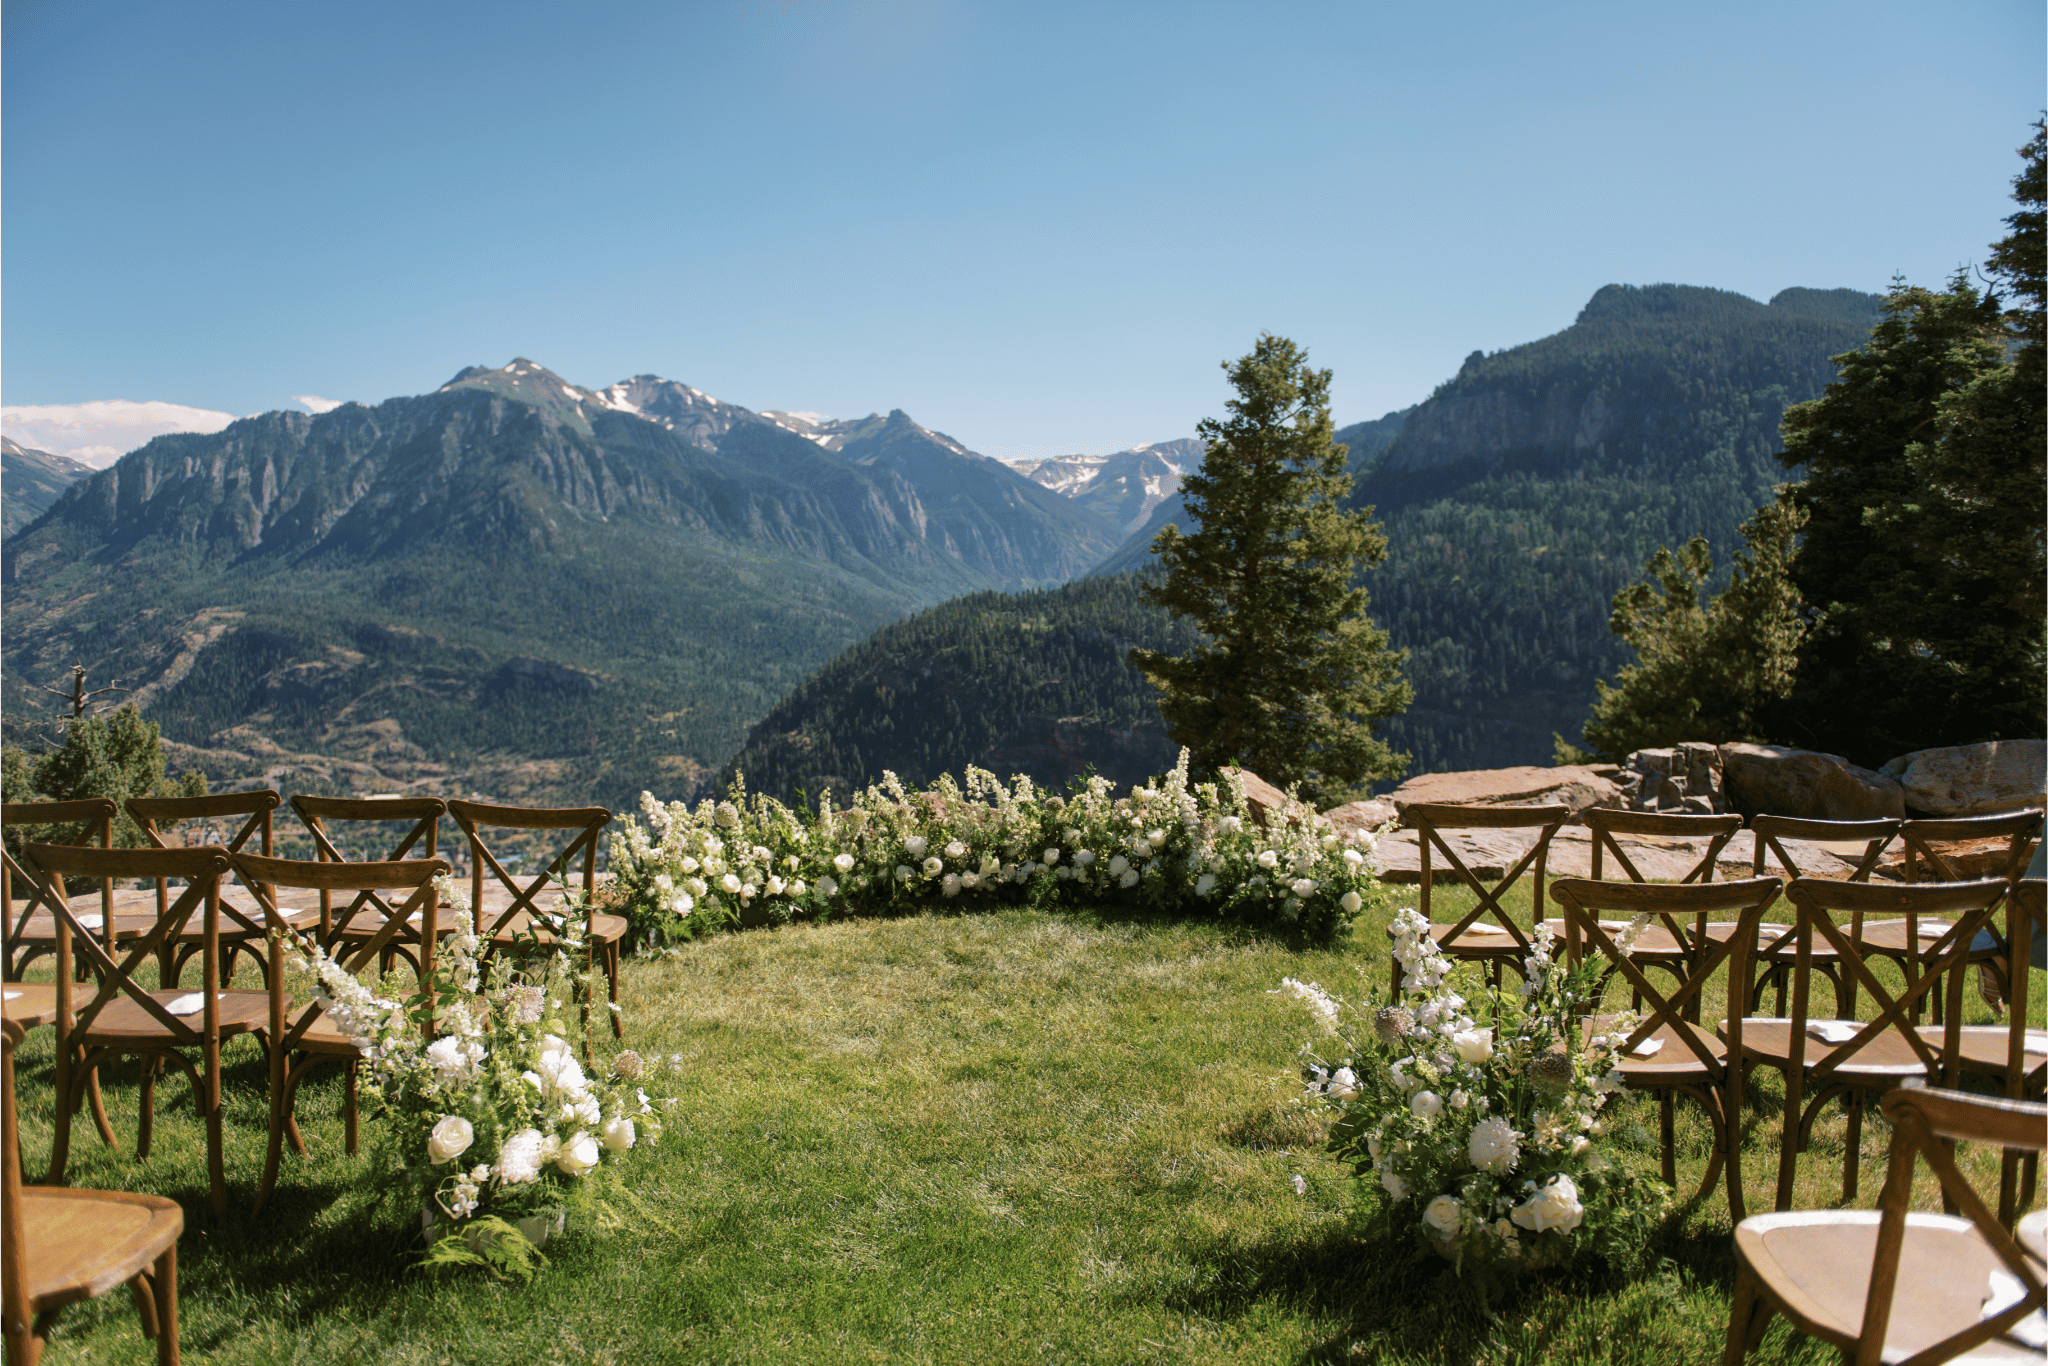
[607,753,1389,947]
[289,881,669,1274]
[1279,907,1669,1302]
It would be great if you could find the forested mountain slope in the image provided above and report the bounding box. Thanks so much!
[2,361,1120,809]
[721,572,1202,801]
[2,437,93,536]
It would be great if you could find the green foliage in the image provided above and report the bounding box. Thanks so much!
[721,572,1204,804]
[418,1215,549,1283]
[1582,494,1807,759]
[1773,128,2045,762]
[1,705,207,853]
[1131,336,1411,806]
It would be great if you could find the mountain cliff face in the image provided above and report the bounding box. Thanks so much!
[2,361,1119,809]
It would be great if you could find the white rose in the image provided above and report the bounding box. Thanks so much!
[945,841,968,859]
[720,873,743,894]
[1380,1165,1409,1202]
[1146,828,1165,844]
[427,1115,474,1165]
[1131,840,1152,859]
[1043,847,1061,865]
[684,877,708,898]
[1422,1194,1462,1236]
[1510,1175,1585,1234]
[765,875,786,896]
[671,893,694,917]
[1075,849,1096,867]
[1220,815,1243,834]
[1118,869,1138,888]
[817,875,839,898]
[941,873,961,897]
[833,853,855,873]
[1326,1067,1359,1103]
[1342,848,1365,869]
[903,835,928,858]
[896,865,914,882]
[1063,827,1082,844]
[555,1131,602,1178]
[1450,1090,1471,1109]
[788,879,806,897]
[1410,1090,1443,1119]
[1452,1028,1495,1064]
[678,856,700,874]
[959,871,980,889]
[654,873,672,892]
[601,1116,636,1153]
[1257,849,1279,869]
[923,856,944,878]
[1340,890,1362,913]
[1195,873,1218,895]
[1108,854,1131,876]
[1291,877,1317,898]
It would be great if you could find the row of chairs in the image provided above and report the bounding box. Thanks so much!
[2,791,625,1032]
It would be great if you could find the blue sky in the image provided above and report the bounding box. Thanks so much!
[4,0,2042,461]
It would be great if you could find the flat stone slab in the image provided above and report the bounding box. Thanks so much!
[1375,827,1866,884]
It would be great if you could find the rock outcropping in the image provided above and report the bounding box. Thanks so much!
[1878,741,2047,818]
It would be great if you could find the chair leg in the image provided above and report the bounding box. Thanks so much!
[203,1040,226,1222]
[84,1056,117,1149]
[1842,1091,1863,1205]
[153,1243,179,1366]
[1659,1090,1677,1187]
[607,943,623,1039]
[1722,1260,1769,1366]
[138,1057,156,1161]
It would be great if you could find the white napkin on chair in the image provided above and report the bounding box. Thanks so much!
[2,990,20,1001]
[165,993,223,1016]
[74,912,103,930]
[1808,1021,1860,1044]
[1757,924,1791,942]
[1458,924,1512,936]
[2025,1030,2048,1057]
[1983,1270,2048,1348]
[1627,1038,1664,1058]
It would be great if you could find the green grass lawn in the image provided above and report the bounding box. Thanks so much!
[11,887,2038,1365]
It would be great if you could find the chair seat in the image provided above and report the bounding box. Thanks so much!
[1732,1018,1932,1077]
[1585,1014,1723,1079]
[1917,1024,2048,1082]
[1537,918,1687,959]
[1859,916,2000,961]
[20,1186,184,1310]
[74,989,273,1043]
[1735,1209,2045,1362]
[1,981,59,1029]
[489,910,629,946]
[8,913,159,943]
[1425,922,1530,955]
[332,906,459,942]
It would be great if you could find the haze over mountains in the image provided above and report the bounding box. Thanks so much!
[6,281,1889,808]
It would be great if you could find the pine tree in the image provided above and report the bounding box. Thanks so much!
[1128,334,1411,805]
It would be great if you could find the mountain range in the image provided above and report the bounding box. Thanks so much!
[2,437,95,537]
[2,362,1158,808]
[728,284,1890,799]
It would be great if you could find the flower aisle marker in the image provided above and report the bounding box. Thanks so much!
[1278,908,1668,1300]
[608,751,1390,946]
[286,877,667,1277]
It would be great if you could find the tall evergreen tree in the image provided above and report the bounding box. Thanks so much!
[1128,334,1411,804]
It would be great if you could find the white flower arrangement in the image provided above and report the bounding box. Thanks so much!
[285,894,665,1255]
[1281,908,1667,1289]
[607,752,1389,945]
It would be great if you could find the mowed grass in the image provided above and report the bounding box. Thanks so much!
[10,886,2039,1365]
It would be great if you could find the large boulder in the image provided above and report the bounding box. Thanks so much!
[1323,797,1399,836]
[1719,743,1905,820]
[1221,767,1306,828]
[1385,765,1624,820]
[1877,740,2047,817]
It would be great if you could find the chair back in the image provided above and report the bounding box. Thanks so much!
[1401,802,1569,953]
[447,799,611,941]
[288,795,448,946]
[3,798,116,978]
[1858,1083,2048,1366]
[1553,876,1782,1070]
[127,789,281,945]
[232,851,450,1049]
[21,843,234,1047]
[1584,807,1743,884]
[1897,807,2043,885]
[1750,814,1899,881]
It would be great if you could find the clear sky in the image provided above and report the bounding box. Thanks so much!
[4,0,2042,461]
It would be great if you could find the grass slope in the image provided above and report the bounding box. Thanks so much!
[14,883,2030,1364]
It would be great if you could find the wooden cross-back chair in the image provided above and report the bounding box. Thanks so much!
[1858,808,2044,1027]
[1395,803,1570,993]
[1734,876,2010,1212]
[447,800,622,1040]
[127,790,281,989]
[1576,809,1748,1014]
[4,1016,184,1366]
[1723,1081,2047,1366]
[1554,875,1783,1223]
[231,850,448,1217]
[28,843,269,1220]
[1746,814,1902,1016]
[289,795,449,975]
[4,798,129,983]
